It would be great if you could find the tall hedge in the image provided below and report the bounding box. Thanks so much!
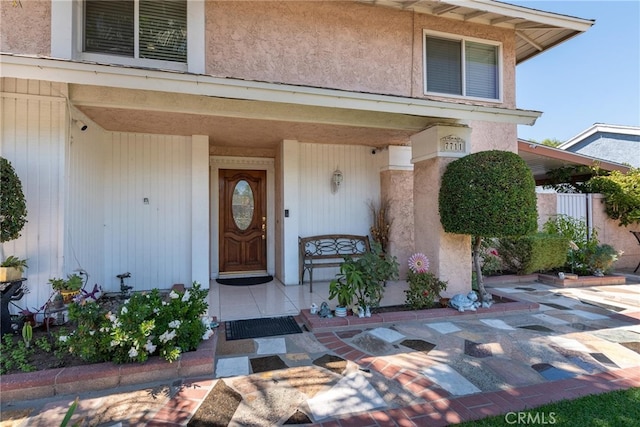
[439,150,538,301]
[439,150,538,237]
[0,157,28,243]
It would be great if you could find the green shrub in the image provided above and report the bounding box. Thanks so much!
[404,252,448,309]
[405,271,448,310]
[0,157,28,243]
[59,282,210,364]
[543,215,599,275]
[439,150,538,237]
[497,233,569,275]
[586,244,619,274]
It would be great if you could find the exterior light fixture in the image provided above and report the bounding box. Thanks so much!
[332,168,343,193]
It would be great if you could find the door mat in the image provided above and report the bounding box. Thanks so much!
[225,316,302,341]
[216,275,273,286]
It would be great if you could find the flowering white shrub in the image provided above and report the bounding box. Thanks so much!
[60,282,209,364]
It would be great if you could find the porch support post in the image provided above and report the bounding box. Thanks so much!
[280,139,300,285]
[380,146,414,279]
[411,124,471,297]
[191,135,210,288]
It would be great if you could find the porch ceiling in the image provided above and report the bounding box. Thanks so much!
[71,85,451,148]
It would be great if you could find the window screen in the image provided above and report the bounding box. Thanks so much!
[139,0,187,62]
[85,0,134,57]
[426,37,462,95]
[465,41,498,99]
[84,0,187,63]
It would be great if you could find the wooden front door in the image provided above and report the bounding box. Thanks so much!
[219,169,267,273]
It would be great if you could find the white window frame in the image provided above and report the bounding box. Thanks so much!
[55,0,204,74]
[423,30,503,103]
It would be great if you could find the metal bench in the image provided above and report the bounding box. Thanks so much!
[299,234,371,292]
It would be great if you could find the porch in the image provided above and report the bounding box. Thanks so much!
[207,278,409,322]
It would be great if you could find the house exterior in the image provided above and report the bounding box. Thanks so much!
[559,124,640,168]
[1,1,593,311]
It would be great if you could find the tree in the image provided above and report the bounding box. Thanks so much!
[0,157,28,259]
[587,168,640,226]
[439,150,538,302]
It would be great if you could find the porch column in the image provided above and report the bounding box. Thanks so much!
[380,146,414,279]
[191,135,210,288]
[410,125,471,297]
[280,139,300,285]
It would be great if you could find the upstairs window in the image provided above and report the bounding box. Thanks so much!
[425,33,500,101]
[84,0,187,63]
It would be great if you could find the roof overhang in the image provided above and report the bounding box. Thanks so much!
[358,0,594,63]
[518,139,631,185]
[0,54,541,127]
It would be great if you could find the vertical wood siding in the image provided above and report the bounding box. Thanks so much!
[1,78,66,312]
[65,121,106,290]
[103,133,192,291]
[298,143,382,281]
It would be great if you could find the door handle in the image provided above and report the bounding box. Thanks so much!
[262,217,266,239]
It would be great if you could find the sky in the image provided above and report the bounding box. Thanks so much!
[512,1,640,143]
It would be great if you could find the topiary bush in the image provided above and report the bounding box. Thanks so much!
[0,157,28,244]
[439,150,538,301]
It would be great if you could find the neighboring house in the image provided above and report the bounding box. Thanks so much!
[558,124,640,168]
[1,0,593,311]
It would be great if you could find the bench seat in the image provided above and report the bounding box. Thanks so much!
[299,234,371,292]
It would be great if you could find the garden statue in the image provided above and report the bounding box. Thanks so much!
[318,301,332,318]
[448,291,480,312]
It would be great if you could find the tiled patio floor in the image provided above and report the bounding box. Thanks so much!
[2,274,640,426]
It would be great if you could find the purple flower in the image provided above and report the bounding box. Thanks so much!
[408,253,429,274]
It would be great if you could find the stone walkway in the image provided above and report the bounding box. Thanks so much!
[2,279,640,426]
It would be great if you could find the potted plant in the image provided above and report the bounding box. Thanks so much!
[49,274,83,303]
[586,244,619,276]
[329,242,399,317]
[329,263,359,317]
[0,256,28,282]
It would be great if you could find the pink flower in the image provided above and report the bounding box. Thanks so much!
[408,253,429,274]
[490,249,499,256]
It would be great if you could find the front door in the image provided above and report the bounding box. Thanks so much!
[219,169,267,273]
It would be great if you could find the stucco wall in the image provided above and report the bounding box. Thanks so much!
[0,0,50,56]
[591,194,639,270]
[468,121,518,153]
[381,170,414,278]
[206,1,516,106]
[206,1,412,96]
[536,192,557,230]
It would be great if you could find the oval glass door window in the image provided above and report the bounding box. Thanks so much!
[232,180,254,230]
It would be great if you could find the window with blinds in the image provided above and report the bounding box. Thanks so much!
[425,34,499,100]
[84,0,187,63]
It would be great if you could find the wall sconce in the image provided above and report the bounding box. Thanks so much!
[331,168,343,193]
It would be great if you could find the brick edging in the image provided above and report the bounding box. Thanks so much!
[301,296,539,333]
[0,330,217,403]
